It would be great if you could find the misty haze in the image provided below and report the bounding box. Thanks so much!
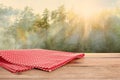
[0,0,120,52]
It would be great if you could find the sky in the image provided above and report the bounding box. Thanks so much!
[0,0,119,14]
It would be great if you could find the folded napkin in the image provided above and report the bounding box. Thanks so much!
[0,49,84,73]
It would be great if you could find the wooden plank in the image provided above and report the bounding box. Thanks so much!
[84,53,120,58]
[0,66,120,79]
[68,58,120,67]
[1,79,120,80]
[0,53,120,80]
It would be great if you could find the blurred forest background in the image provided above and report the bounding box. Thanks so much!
[0,4,120,52]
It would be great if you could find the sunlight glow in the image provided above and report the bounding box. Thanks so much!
[76,0,102,40]
[78,0,101,19]
[0,0,117,18]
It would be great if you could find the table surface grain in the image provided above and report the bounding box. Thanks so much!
[0,53,120,80]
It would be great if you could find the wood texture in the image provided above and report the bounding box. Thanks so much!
[0,53,120,80]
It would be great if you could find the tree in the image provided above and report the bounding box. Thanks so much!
[57,5,66,22]
[14,7,36,48]
[34,8,50,48]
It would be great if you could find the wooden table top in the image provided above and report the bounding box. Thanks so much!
[0,53,120,80]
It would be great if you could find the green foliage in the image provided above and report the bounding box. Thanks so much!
[34,8,49,29]
[0,4,120,52]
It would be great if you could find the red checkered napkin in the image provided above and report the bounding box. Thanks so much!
[0,49,84,73]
